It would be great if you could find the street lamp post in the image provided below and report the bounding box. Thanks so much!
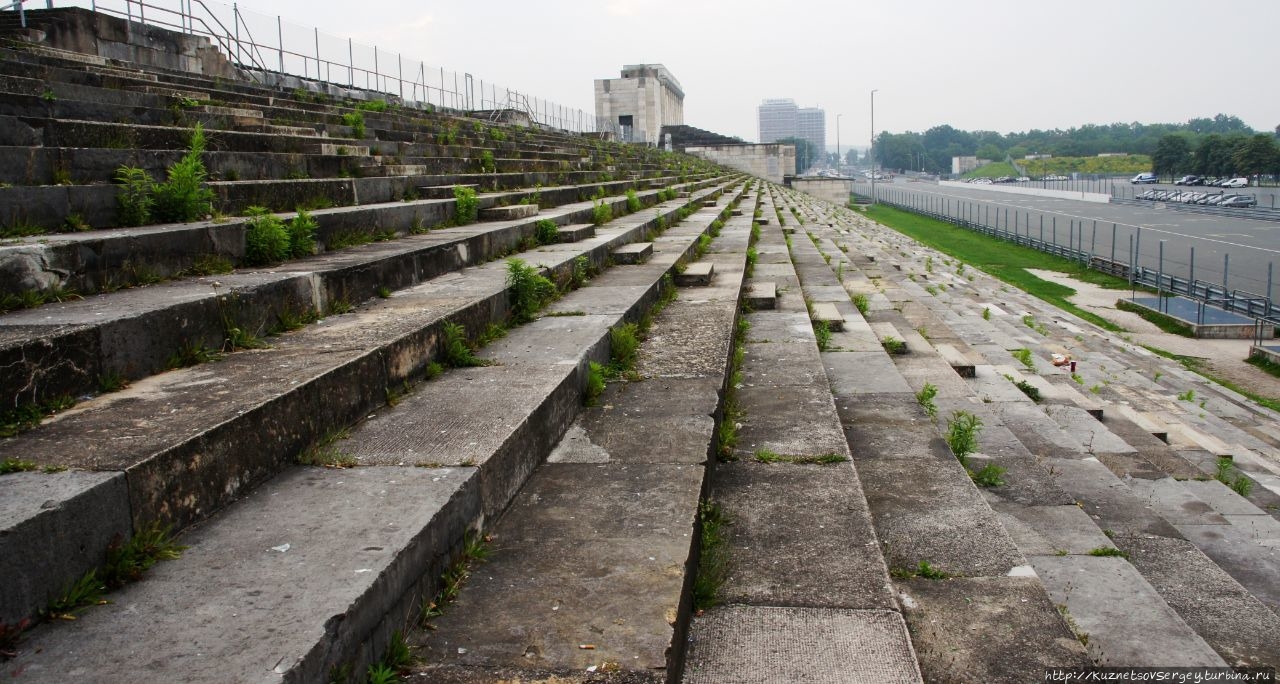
[870,89,878,203]
[836,113,842,176]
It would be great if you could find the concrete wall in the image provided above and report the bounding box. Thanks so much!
[793,178,853,206]
[684,144,795,183]
[938,180,1110,204]
[31,8,242,79]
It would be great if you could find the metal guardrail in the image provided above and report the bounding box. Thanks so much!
[7,0,617,136]
[860,191,1280,325]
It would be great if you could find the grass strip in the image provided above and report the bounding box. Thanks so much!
[864,204,1127,332]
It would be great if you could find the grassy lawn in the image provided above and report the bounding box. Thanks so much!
[860,203,1280,412]
[864,204,1127,331]
[961,161,1019,179]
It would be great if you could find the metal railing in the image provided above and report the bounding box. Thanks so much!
[857,185,1280,328]
[8,0,617,136]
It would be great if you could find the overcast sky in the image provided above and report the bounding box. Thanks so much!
[118,0,1280,145]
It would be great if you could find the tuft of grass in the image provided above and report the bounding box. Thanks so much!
[753,449,846,465]
[891,560,949,580]
[533,219,559,246]
[340,111,365,138]
[1177,389,1195,402]
[298,428,357,468]
[585,360,607,406]
[969,462,1007,487]
[1087,546,1128,558]
[1214,456,1253,497]
[982,306,991,321]
[626,188,641,213]
[1012,347,1036,372]
[152,123,215,223]
[1,458,39,474]
[813,320,832,351]
[693,500,730,610]
[945,410,983,464]
[288,209,318,258]
[881,336,907,355]
[453,186,478,225]
[852,293,869,315]
[505,258,558,324]
[592,199,613,226]
[114,165,154,227]
[243,206,290,266]
[166,340,221,369]
[441,321,487,368]
[185,254,233,276]
[915,383,939,418]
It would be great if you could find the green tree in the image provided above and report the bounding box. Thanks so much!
[1151,134,1193,177]
[1232,134,1280,178]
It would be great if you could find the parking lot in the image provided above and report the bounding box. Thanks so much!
[853,179,1280,301]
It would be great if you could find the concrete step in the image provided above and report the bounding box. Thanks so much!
[744,280,776,310]
[555,223,595,243]
[1033,555,1227,666]
[479,203,539,221]
[3,186,748,676]
[612,241,653,265]
[674,261,713,286]
[0,182,740,628]
[411,214,750,681]
[810,301,844,332]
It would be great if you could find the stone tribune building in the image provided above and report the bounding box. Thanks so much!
[594,64,684,145]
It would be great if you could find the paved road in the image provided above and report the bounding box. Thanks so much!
[853,179,1280,301]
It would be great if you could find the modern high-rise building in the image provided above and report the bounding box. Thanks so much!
[594,64,684,145]
[757,98,797,145]
[757,98,825,160]
[795,107,826,158]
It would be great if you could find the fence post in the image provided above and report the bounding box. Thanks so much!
[1111,223,1117,262]
[348,38,353,87]
[1157,240,1165,311]
[314,28,320,82]
[1269,262,1274,308]
[1129,234,1135,287]
[1090,222,1096,261]
[1040,215,1044,243]
[1189,246,1195,291]
[1224,253,1229,290]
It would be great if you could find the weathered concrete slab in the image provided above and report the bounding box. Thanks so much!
[479,203,539,221]
[897,576,1090,682]
[1033,554,1227,666]
[675,261,714,286]
[740,337,825,386]
[744,311,811,343]
[1126,478,1230,525]
[1116,535,1280,668]
[7,466,480,683]
[823,352,913,395]
[1042,458,1183,539]
[612,242,653,264]
[855,452,1026,577]
[1176,523,1280,613]
[810,301,844,331]
[712,460,894,609]
[0,471,132,627]
[635,302,736,379]
[549,378,719,465]
[556,223,596,243]
[416,462,701,678]
[991,503,1116,555]
[744,280,775,310]
[735,383,849,458]
[682,607,921,684]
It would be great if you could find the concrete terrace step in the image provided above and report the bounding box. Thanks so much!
[612,241,653,265]
[411,202,753,681]
[555,223,595,243]
[684,212,923,683]
[0,181,719,410]
[0,181,738,629]
[674,261,713,286]
[478,203,539,221]
[780,189,1095,679]
[3,185,750,679]
[744,280,776,310]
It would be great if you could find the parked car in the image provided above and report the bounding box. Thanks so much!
[1016,176,1030,182]
[1174,175,1198,185]
[1221,177,1249,188]
[1131,173,1158,184]
[1204,194,1232,205]
[1220,195,1257,208]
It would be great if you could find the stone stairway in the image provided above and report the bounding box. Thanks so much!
[770,186,1280,670]
[2,177,749,680]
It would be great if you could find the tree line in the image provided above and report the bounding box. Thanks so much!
[1151,132,1280,179]
[869,114,1268,175]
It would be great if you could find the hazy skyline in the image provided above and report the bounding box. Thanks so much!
[104,0,1280,144]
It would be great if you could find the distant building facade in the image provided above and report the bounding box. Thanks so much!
[594,64,684,145]
[757,98,825,164]
[951,156,992,174]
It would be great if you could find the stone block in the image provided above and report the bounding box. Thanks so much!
[478,204,538,221]
[611,242,652,265]
[675,261,713,286]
